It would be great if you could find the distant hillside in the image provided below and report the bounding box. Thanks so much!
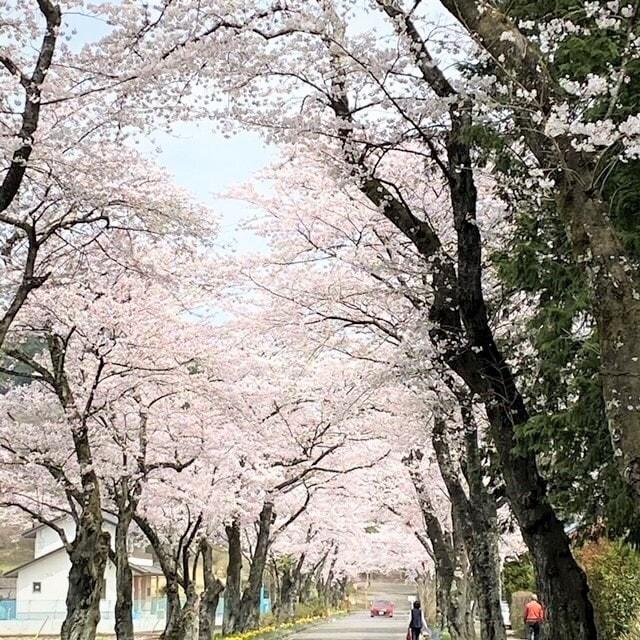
[0,524,34,573]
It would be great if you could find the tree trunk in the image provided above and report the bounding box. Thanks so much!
[558,162,640,501]
[222,519,242,635]
[275,553,304,622]
[157,575,200,640]
[114,507,134,640]
[434,568,447,635]
[326,7,599,637]
[45,334,110,640]
[60,512,110,640]
[181,583,200,640]
[437,0,640,512]
[278,566,295,622]
[332,577,348,609]
[134,511,204,640]
[238,501,275,632]
[450,516,476,640]
[280,553,305,621]
[404,450,474,640]
[416,570,438,626]
[199,539,224,640]
[161,573,183,640]
[441,116,598,640]
[432,410,506,640]
[58,391,107,638]
[316,551,337,614]
[269,560,281,620]
[300,568,315,604]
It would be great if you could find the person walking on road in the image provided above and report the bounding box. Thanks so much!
[408,600,430,640]
[524,594,545,640]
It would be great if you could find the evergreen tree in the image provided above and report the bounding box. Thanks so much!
[482,0,640,541]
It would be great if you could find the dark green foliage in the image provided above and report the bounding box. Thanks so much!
[502,555,536,604]
[498,0,640,240]
[493,204,640,542]
[601,159,640,256]
[500,0,581,16]
[468,0,640,541]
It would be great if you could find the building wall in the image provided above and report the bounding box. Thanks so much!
[33,517,117,559]
[2,552,167,636]
[0,518,167,636]
[15,550,118,617]
[33,524,69,559]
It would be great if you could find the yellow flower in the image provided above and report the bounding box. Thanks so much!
[222,614,327,640]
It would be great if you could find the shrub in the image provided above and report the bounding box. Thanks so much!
[294,599,329,619]
[619,614,640,640]
[502,555,536,605]
[579,539,640,640]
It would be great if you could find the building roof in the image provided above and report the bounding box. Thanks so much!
[130,562,164,577]
[4,547,163,579]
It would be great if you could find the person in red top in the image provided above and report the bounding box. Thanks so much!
[524,595,545,640]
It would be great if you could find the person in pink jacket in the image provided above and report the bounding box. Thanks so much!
[524,595,545,640]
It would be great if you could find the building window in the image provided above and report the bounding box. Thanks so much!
[32,582,41,594]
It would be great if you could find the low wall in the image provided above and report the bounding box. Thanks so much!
[0,615,166,636]
[0,610,224,636]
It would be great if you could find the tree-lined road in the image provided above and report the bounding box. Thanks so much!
[292,612,409,639]
[2,2,638,640]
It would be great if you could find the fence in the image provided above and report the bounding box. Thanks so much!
[0,597,169,621]
[0,598,167,635]
[0,592,265,634]
[133,597,167,618]
[0,601,15,621]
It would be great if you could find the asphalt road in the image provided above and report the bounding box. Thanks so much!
[291,611,411,640]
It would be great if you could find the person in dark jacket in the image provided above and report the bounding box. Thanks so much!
[408,601,430,639]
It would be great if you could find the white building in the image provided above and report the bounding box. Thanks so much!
[0,514,166,636]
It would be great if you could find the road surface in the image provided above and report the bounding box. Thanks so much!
[290,611,519,640]
[291,611,411,639]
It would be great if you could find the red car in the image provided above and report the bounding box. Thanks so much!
[370,600,394,617]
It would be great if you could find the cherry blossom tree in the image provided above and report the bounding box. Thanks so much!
[0,222,216,640]
[162,6,600,634]
[268,465,431,621]
[203,330,392,634]
[133,463,235,640]
[5,5,636,640]
[1,0,238,374]
[226,154,514,639]
[429,0,640,505]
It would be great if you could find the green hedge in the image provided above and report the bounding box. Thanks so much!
[502,555,536,605]
[579,540,640,640]
[620,615,640,640]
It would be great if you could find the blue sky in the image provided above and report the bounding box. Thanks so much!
[63,8,276,251]
[64,2,452,252]
[138,124,275,251]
